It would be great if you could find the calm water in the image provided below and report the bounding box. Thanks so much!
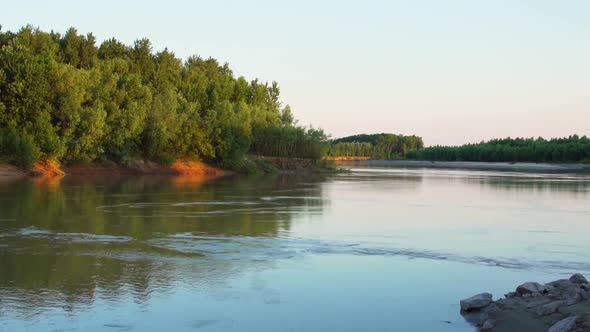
[1,167,589,331]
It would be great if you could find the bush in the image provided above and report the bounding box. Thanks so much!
[250,125,329,160]
[0,128,41,169]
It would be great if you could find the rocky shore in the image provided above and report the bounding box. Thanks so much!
[460,274,590,331]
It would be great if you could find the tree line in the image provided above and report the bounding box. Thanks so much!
[0,25,328,169]
[405,136,590,163]
[327,133,424,159]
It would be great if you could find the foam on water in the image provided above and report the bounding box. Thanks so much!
[3,227,131,243]
[5,226,589,275]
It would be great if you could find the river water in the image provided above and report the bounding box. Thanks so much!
[1,166,589,331]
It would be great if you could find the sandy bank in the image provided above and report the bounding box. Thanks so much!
[336,160,590,172]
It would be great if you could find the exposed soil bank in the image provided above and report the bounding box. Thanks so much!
[460,274,590,332]
[0,156,328,181]
[33,160,66,177]
[0,159,228,181]
[337,160,590,173]
[0,163,27,181]
[64,159,227,177]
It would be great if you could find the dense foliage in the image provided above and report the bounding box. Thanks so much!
[328,133,424,159]
[0,127,40,168]
[0,25,327,169]
[406,136,590,163]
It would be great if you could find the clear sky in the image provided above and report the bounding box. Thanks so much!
[2,0,589,145]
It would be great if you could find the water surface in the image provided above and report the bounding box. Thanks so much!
[1,167,589,331]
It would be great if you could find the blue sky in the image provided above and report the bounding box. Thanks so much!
[2,0,589,145]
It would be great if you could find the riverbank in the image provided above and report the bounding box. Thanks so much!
[460,273,590,331]
[64,159,227,177]
[336,160,590,172]
[0,156,333,181]
[0,159,228,181]
[324,156,372,161]
[0,163,27,180]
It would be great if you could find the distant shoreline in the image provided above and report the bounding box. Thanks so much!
[335,160,590,172]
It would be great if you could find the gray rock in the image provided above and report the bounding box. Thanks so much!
[482,302,501,317]
[481,319,495,330]
[563,289,582,306]
[464,302,502,326]
[547,279,572,288]
[505,291,517,298]
[580,290,590,300]
[517,282,547,295]
[569,273,588,284]
[460,293,493,311]
[548,316,578,332]
[526,298,552,309]
[534,300,562,316]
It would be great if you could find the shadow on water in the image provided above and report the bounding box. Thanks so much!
[0,173,327,317]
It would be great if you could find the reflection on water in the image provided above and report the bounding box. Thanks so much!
[0,175,326,321]
[1,169,589,331]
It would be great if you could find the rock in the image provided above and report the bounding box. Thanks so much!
[517,282,547,295]
[534,300,562,316]
[547,279,572,288]
[460,293,493,311]
[548,316,578,332]
[505,291,517,298]
[563,289,582,306]
[463,302,502,327]
[470,302,502,325]
[481,319,496,330]
[482,303,501,317]
[569,273,588,284]
[526,298,552,309]
[581,290,590,300]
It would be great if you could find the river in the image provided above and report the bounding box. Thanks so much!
[1,165,589,331]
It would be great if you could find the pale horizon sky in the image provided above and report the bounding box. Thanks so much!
[2,0,589,146]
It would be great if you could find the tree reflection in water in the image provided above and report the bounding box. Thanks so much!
[0,174,327,317]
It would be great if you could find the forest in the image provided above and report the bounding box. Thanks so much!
[405,136,590,163]
[327,133,424,159]
[0,25,328,170]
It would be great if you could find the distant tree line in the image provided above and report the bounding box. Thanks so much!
[327,133,424,159]
[406,136,590,163]
[0,25,327,169]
